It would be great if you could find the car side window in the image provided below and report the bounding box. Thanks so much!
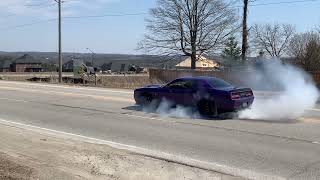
[166,80,184,89]
[166,80,195,89]
[183,81,194,89]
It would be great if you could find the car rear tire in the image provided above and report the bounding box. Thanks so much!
[198,100,218,117]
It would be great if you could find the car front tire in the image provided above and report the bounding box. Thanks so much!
[139,93,153,106]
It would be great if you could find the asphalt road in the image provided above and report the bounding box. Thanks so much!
[0,81,320,179]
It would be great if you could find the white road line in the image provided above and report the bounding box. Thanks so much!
[309,108,320,112]
[0,96,168,123]
[0,81,133,94]
[0,97,28,103]
[0,118,283,180]
[0,86,134,103]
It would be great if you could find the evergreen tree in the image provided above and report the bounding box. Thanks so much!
[222,37,241,61]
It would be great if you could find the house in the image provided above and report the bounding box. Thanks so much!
[10,54,43,72]
[110,62,129,72]
[94,55,221,72]
[101,62,112,71]
[62,60,74,72]
[62,59,86,72]
[0,60,11,72]
[175,55,220,69]
[25,65,44,72]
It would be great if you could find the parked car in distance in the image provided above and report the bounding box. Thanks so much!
[134,76,254,116]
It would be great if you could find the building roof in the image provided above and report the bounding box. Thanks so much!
[14,54,41,64]
[0,60,11,69]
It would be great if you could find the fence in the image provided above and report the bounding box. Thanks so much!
[149,68,252,85]
[0,73,151,89]
[312,72,320,84]
[149,68,320,90]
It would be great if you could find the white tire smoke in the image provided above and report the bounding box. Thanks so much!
[142,98,200,119]
[239,59,319,120]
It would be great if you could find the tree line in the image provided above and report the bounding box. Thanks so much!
[140,0,320,71]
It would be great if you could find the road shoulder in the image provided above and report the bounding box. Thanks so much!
[0,123,241,180]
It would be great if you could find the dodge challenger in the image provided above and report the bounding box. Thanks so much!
[134,76,254,116]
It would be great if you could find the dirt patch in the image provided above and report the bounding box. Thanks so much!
[0,124,242,180]
[0,153,36,180]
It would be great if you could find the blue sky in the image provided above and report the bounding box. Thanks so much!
[0,0,319,54]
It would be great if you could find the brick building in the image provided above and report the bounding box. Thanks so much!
[11,54,43,72]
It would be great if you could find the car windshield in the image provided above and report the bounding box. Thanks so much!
[207,78,232,88]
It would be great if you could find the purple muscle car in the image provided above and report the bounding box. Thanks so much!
[134,76,254,116]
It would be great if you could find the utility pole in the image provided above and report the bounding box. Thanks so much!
[55,0,63,83]
[241,0,248,61]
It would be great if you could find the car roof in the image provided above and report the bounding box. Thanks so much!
[176,76,221,81]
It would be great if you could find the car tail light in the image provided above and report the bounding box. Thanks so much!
[231,90,253,99]
[231,93,241,99]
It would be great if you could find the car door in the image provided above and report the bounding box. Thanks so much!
[163,79,197,106]
[175,80,197,106]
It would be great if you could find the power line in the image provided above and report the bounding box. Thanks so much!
[233,0,319,7]
[0,13,148,31]
[0,3,56,20]
[63,12,148,19]
[0,19,57,31]
[0,0,74,20]
[0,0,318,31]
[24,2,56,7]
[249,0,319,6]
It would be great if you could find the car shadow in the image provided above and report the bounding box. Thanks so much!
[122,105,299,124]
[237,118,299,124]
[122,105,233,121]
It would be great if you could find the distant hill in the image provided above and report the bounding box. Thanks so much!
[0,52,187,69]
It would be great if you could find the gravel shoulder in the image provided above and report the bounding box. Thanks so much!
[0,124,242,180]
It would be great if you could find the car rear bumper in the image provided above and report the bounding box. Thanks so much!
[219,96,254,112]
[234,97,254,109]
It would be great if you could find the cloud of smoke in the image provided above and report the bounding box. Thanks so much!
[142,98,200,119]
[239,59,319,120]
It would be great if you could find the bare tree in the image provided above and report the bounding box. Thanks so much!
[252,23,295,57]
[139,0,238,69]
[289,31,320,71]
